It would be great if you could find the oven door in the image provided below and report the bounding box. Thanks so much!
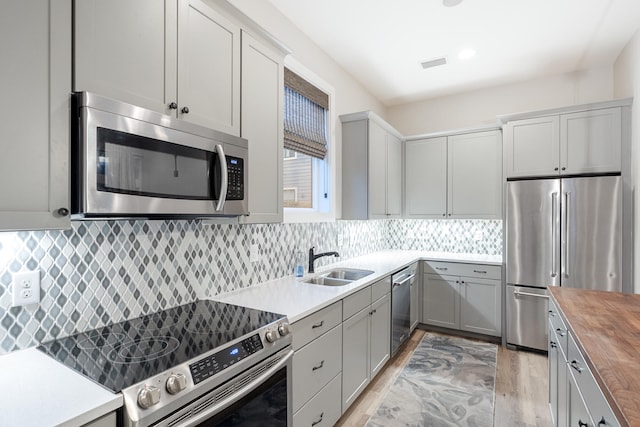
[156,349,293,427]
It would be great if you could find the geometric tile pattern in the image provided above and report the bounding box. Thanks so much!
[0,218,502,354]
[388,219,503,255]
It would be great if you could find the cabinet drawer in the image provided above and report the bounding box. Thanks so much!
[343,287,371,320]
[292,301,342,351]
[548,299,568,356]
[292,324,342,412]
[293,373,342,427]
[424,260,462,276]
[371,276,391,301]
[424,261,501,280]
[456,263,501,280]
[567,333,620,427]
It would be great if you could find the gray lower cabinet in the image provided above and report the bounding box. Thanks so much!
[421,261,502,337]
[549,299,568,427]
[342,277,391,412]
[291,302,343,427]
[549,299,620,427]
[0,0,72,231]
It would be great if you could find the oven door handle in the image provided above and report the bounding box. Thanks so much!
[174,349,293,427]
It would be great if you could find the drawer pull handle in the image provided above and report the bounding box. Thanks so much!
[578,421,588,427]
[435,267,448,271]
[570,360,584,373]
[312,360,325,371]
[555,328,566,337]
[550,341,557,349]
[548,310,556,316]
[311,412,324,426]
[473,270,487,274]
[312,321,324,329]
[514,290,549,299]
[598,417,607,426]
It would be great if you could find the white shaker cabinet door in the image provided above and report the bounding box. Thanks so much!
[561,108,622,175]
[74,0,177,115]
[386,132,403,217]
[341,307,371,412]
[404,137,447,218]
[240,32,284,224]
[0,0,71,231]
[177,0,240,135]
[448,130,502,219]
[369,294,391,378]
[504,115,560,178]
[368,120,388,219]
[422,274,460,329]
[459,278,501,337]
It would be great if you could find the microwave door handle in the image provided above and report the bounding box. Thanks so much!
[214,144,228,212]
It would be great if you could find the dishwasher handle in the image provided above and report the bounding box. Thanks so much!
[393,274,415,288]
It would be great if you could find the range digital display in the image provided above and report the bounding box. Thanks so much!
[189,334,263,385]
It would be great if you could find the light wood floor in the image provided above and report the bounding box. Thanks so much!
[335,329,552,427]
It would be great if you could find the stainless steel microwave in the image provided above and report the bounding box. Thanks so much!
[72,92,248,219]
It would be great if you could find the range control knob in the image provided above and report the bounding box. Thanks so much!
[265,329,278,343]
[137,385,161,409]
[277,323,290,337]
[166,372,187,395]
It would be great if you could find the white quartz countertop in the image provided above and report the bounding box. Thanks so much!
[215,250,501,323]
[0,348,122,427]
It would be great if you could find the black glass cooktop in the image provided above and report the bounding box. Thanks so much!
[37,300,285,393]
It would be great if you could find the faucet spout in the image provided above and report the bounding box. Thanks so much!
[308,246,340,273]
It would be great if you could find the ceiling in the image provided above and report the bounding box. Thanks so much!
[266,0,640,106]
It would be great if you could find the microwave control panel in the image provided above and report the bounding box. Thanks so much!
[226,157,244,200]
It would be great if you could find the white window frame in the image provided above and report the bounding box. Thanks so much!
[283,57,336,223]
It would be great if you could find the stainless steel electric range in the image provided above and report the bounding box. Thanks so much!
[38,300,292,427]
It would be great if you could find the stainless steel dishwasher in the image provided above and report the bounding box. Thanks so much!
[391,263,417,356]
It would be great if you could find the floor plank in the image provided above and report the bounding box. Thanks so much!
[335,329,552,427]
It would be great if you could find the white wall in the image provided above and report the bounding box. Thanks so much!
[614,29,640,294]
[386,66,615,136]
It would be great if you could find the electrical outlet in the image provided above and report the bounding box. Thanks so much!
[250,244,261,263]
[12,270,40,307]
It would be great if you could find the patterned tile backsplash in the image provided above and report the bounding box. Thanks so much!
[0,218,501,354]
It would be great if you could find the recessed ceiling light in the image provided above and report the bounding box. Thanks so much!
[443,0,463,7]
[458,48,476,60]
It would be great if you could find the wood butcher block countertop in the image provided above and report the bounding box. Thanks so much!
[549,287,640,427]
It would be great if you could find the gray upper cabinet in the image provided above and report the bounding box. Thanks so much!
[341,112,403,220]
[239,31,284,224]
[405,137,447,218]
[504,106,623,178]
[75,0,240,136]
[0,1,72,231]
[405,129,502,219]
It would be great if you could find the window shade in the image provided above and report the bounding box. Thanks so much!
[284,68,328,160]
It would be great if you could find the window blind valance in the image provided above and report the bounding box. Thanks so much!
[284,68,328,160]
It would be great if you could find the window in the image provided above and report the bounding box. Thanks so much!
[283,66,332,217]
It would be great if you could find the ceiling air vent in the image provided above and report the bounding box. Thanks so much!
[421,57,447,69]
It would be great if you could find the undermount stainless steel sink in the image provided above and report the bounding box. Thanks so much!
[322,268,374,281]
[301,268,374,286]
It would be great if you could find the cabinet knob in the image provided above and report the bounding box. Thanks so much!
[442,213,446,217]
[168,102,178,110]
[578,421,588,427]
[181,106,190,114]
[561,167,566,171]
[56,208,69,217]
[554,167,559,171]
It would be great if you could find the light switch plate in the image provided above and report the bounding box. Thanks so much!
[11,271,40,307]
